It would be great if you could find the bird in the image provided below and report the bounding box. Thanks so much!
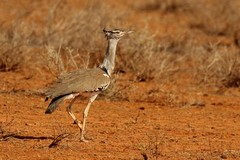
[44,28,132,142]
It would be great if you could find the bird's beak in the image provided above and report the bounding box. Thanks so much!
[127,30,134,34]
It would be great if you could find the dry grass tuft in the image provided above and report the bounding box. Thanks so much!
[193,44,240,87]
[0,22,33,71]
[41,46,89,77]
[39,0,126,49]
[138,133,163,160]
[48,133,70,148]
[0,43,24,72]
[119,28,183,81]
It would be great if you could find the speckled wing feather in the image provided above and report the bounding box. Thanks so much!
[45,68,110,99]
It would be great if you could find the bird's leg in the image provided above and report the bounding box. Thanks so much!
[80,93,99,142]
[66,96,83,129]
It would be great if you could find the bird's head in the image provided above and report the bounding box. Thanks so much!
[103,28,133,40]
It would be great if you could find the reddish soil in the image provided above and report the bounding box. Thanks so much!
[1,0,240,160]
[1,70,240,160]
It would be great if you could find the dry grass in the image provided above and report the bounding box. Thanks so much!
[0,42,24,72]
[188,0,240,37]
[1,0,240,89]
[48,133,70,148]
[192,44,240,87]
[135,0,192,13]
[0,0,125,71]
[0,22,31,71]
[136,0,240,37]
[120,28,184,81]
[40,1,126,49]
[42,46,89,77]
[138,133,163,160]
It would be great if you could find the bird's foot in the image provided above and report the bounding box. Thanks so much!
[80,136,90,143]
[81,139,89,143]
[80,131,91,142]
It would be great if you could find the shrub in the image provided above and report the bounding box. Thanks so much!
[194,44,240,87]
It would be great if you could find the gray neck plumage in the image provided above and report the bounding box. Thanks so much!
[100,39,119,76]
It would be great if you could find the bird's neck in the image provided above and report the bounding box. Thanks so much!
[100,39,119,76]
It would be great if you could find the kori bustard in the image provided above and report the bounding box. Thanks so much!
[45,28,132,142]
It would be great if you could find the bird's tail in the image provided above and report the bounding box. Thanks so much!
[45,95,66,114]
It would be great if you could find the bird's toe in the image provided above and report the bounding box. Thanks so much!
[80,137,90,143]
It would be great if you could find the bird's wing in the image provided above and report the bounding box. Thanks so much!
[45,68,110,99]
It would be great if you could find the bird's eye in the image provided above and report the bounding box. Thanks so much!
[112,29,121,34]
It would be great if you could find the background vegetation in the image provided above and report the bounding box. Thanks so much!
[1,0,240,88]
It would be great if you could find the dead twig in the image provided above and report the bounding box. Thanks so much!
[49,133,70,148]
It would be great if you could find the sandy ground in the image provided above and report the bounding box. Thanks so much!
[1,70,240,160]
